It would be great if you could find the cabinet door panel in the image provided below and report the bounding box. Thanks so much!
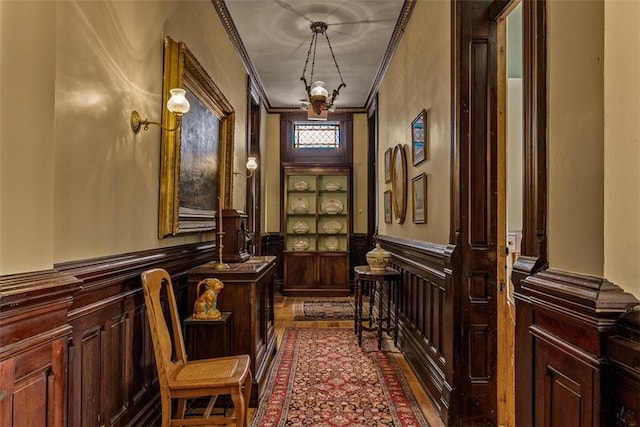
[318,254,349,288]
[285,253,316,288]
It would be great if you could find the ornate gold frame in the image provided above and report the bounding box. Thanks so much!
[158,37,235,237]
[391,144,407,224]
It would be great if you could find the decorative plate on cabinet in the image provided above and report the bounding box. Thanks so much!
[293,180,309,191]
[320,199,344,214]
[291,196,310,214]
[322,220,343,234]
[324,180,342,191]
[291,236,310,251]
[292,220,310,234]
[324,236,339,251]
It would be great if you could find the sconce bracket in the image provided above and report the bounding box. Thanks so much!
[131,111,143,134]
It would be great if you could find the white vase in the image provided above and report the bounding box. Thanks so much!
[365,243,391,271]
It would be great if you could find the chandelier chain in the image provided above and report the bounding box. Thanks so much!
[299,21,347,116]
[323,31,345,87]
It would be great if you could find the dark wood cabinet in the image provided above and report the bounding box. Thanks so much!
[282,164,351,296]
[187,256,277,406]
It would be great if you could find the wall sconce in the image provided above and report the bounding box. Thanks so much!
[130,88,191,134]
[234,157,258,178]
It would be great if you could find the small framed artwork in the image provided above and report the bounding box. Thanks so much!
[384,148,392,183]
[411,109,427,166]
[411,173,427,224]
[384,190,392,224]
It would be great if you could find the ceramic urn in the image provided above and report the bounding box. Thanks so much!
[366,243,391,271]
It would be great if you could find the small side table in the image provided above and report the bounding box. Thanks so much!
[183,312,234,360]
[354,265,400,350]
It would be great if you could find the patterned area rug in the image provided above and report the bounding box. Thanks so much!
[251,328,429,426]
[292,299,355,321]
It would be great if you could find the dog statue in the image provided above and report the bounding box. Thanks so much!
[193,278,224,319]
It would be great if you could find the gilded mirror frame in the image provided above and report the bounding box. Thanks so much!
[391,144,407,224]
[158,37,234,237]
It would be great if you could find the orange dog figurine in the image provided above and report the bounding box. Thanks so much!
[193,278,224,319]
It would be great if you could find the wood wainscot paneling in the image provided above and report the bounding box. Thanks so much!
[513,266,639,426]
[350,233,369,284]
[57,242,217,427]
[374,235,456,424]
[0,271,82,426]
[607,306,640,427]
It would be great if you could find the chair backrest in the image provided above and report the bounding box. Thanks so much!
[141,268,188,388]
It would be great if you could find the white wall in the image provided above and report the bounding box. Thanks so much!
[547,0,604,276]
[604,0,640,295]
[0,0,249,273]
[377,0,451,244]
[1,1,57,273]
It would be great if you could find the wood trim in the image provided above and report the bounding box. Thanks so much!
[521,0,548,261]
[451,1,498,423]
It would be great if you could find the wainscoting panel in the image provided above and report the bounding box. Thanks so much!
[0,271,81,427]
[58,243,217,426]
[513,266,639,426]
[375,235,453,422]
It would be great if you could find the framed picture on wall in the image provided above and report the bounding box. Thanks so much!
[411,173,427,224]
[384,190,392,224]
[391,144,407,224]
[411,109,427,166]
[158,36,235,238]
[384,148,392,183]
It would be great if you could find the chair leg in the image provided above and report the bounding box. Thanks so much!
[231,388,246,427]
[161,394,172,427]
[244,372,252,408]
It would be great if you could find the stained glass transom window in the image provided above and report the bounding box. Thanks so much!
[293,124,340,148]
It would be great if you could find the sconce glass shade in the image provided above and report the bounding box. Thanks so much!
[246,157,258,172]
[166,88,190,114]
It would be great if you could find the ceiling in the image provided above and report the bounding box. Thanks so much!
[214,0,413,112]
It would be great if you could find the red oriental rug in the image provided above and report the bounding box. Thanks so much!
[250,328,429,426]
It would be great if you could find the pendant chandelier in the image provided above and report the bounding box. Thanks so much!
[300,21,346,120]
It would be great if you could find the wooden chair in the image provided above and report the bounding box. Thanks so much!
[141,268,252,426]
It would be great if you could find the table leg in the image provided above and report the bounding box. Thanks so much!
[377,280,384,350]
[368,282,374,328]
[354,278,360,335]
[386,279,392,329]
[393,279,399,347]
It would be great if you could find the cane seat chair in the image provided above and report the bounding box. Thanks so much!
[141,268,252,426]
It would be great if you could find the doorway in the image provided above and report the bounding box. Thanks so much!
[495,2,522,425]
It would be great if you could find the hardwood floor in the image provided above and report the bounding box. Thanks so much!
[248,295,444,426]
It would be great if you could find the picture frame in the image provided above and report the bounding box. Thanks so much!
[391,144,407,224]
[411,173,427,224]
[384,147,392,183]
[158,37,235,237]
[411,109,427,166]
[384,190,392,224]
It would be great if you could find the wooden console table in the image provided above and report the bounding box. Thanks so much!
[354,265,400,350]
[187,256,277,407]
